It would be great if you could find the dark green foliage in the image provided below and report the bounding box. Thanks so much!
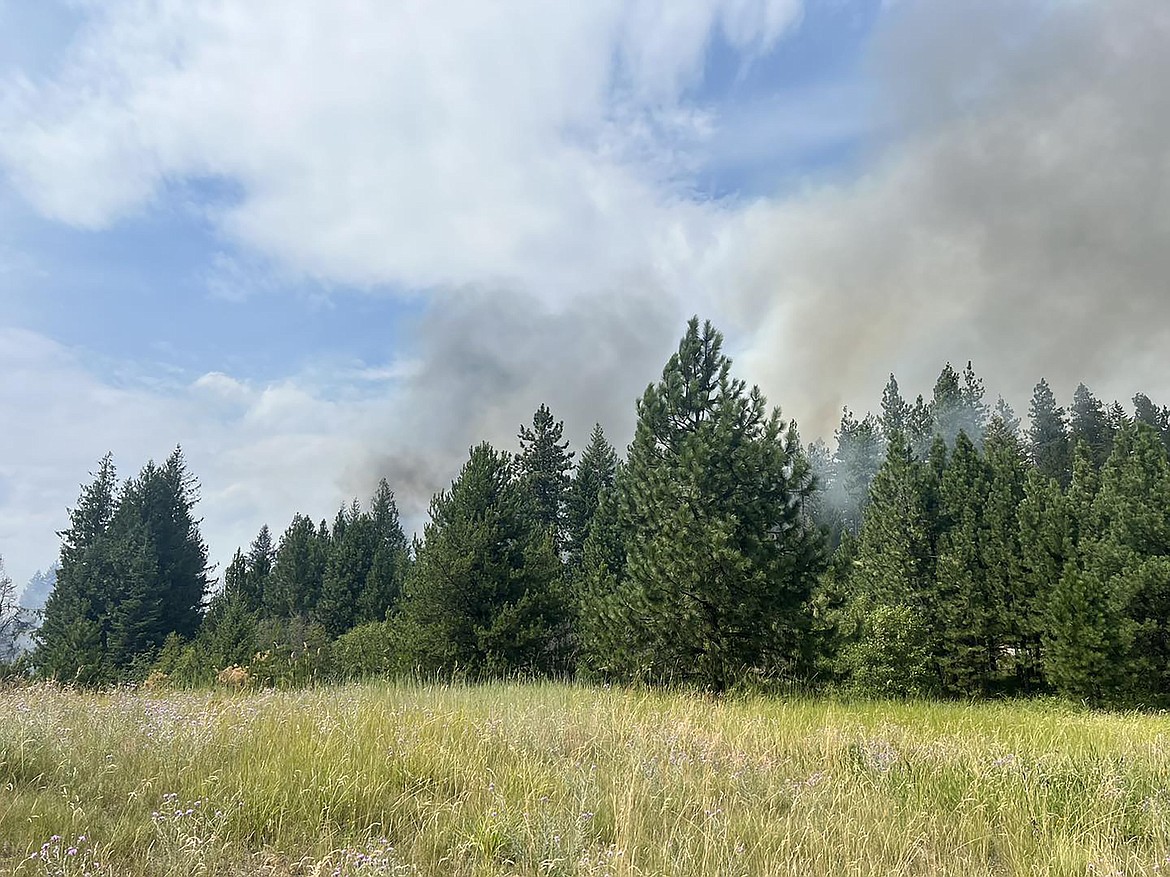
[360,479,409,625]
[565,424,618,571]
[517,404,574,554]
[333,620,399,679]
[317,503,378,637]
[1028,379,1071,486]
[837,603,935,698]
[575,476,630,679]
[399,443,565,678]
[907,395,935,460]
[36,450,210,683]
[980,418,1032,690]
[833,409,883,535]
[849,433,938,618]
[599,318,824,691]
[265,514,326,618]
[934,432,995,695]
[1133,393,1170,454]
[879,374,909,439]
[1070,384,1113,469]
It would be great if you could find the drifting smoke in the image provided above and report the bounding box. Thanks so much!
[355,0,1170,516]
[728,0,1170,434]
[346,288,682,520]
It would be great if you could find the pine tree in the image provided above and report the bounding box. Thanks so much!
[265,514,327,619]
[1083,424,1170,703]
[358,479,409,625]
[980,416,1030,690]
[843,432,940,695]
[1042,443,1124,702]
[317,503,378,637]
[1028,379,1071,486]
[834,409,883,535]
[608,318,823,691]
[576,476,631,678]
[1133,393,1170,454]
[241,525,274,612]
[564,424,618,571]
[1017,470,1072,688]
[932,363,964,448]
[907,394,935,460]
[934,432,994,695]
[111,448,210,644]
[1070,384,1112,469]
[517,404,574,554]
[993,397,1022,440]
[400,443,564,677]
[879,374,909,439]
[36,450,209,681]
[36,454,119,682]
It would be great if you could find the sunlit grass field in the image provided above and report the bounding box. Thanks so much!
[2,682,1169,876]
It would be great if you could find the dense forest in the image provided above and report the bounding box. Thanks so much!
[5,318,1170,707]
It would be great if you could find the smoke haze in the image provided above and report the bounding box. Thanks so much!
[728,0,1170,432]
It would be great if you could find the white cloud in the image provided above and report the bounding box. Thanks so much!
[0,0,802,298]
[0,328,406,590]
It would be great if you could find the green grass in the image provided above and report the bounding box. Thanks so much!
[1,682,1168,876]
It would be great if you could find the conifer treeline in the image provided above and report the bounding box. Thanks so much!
[25,318,1170,705]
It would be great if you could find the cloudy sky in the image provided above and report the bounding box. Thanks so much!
[1,0,1166,590]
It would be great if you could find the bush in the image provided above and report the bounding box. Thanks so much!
[333,620,398,680]
[250,615,332,688]
[838,603,936,698]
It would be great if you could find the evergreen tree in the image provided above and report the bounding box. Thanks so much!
[265,514,326,618]
[564,424,618,571]
[1133,393,1170,453]
[1070,384,1112,469]
[833,409,883,535]
[517,404,574,554]
[980,417,1031,690]
[843,432,941,695]
[907,394,935,460]
[400,443,564,677]
[934,432,994,695]
[606,318,823,691]
[36,450,209,681]
[317,503,378,637]
[1028,379,1071,486]
[1017,470,1072,688]
[111,448,209,643]
[575,476,631,678]
[359,479,409,625]
[1042,443,1125,702]
[241,525,274,612]
[932,363,964,448]
[879,374,909,439]
[36,454,119,682]
[803,439,847,544]
[1082,424,1170,703]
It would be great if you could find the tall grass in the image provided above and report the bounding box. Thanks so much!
[1,681,1168,876]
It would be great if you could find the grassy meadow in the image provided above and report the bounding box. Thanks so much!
[1,682,1169,876]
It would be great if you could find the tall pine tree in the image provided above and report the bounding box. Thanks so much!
[605,318,823,691]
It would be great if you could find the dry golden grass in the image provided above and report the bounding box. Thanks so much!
[1,681,1168,876]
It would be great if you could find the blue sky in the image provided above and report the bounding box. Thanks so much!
[2,0,1167,590]
[0,0,885,587]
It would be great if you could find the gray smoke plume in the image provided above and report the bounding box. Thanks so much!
[352,0,1170,523]
[346,287,682,521]
[729,0,1170,433]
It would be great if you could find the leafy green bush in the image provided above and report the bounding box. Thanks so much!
[838,602,936,698]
